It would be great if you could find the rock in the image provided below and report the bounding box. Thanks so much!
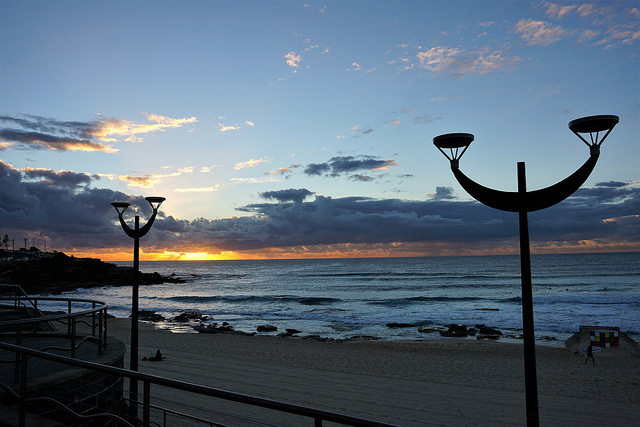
[477,325,503,336]
[0,251,186,294]
[257,324,278,332]
[286,328,301,334]
[193,323,240,334]
[440,324,468,337]
[172,310,203,322]
[138,310,165,322]
[386,322,415,328]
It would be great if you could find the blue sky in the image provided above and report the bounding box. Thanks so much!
[1,0,638,260]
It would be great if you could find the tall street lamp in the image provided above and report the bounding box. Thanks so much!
[111,196,165,418]
[433,115,618,426]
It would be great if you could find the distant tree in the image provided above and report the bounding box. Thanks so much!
[2,234,8,249]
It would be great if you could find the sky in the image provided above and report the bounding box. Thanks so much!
[0,0,638,261]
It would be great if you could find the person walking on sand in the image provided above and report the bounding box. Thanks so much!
[584,344,595,365]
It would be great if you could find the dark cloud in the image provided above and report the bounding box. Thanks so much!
[350,174,374,182]
[0,160,145,249]
[1,158,637,255]
[303,163,330,176]
[260,188,315,204]
[304,155,397,178]
[432,186,456,200]
[23,167,95,188]
[594,181,627,188]
[0,129,112,152]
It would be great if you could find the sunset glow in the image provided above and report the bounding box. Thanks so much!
[1,1,637,260]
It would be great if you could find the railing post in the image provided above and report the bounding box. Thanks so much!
[98,309,104,354]
[92,302,96,337]
[14,327,22,383]
[19,351,27,427]
[315,416,322,427]
[67,300,72,336]
[143,380,151,427]
[71,317,77,358]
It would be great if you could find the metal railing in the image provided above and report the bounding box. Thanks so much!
[0,341,396,427]
[0,288,109,358]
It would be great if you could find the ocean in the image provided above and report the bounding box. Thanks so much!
[55,252,639,344]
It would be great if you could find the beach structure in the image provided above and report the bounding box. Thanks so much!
[0,284,396,426]
[433,115,619,426]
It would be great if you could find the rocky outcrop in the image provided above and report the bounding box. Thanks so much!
[172,311,206,322]
[0,251,185,294]
[257,324,278,332]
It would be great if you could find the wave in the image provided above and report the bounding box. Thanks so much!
[298,272,520,280]
[366,296,486,307]
[164,295,342,306]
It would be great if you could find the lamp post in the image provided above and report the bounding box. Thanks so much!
[433,115,618,426]
[111,196,165,419]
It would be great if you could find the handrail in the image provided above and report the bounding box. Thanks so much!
[0,284,44,317]
[0,341,397,427]
[0,294,109,373]
[0,383,134,427]
[0,296,108,328]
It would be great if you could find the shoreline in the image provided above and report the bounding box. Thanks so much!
[108,318,640,426]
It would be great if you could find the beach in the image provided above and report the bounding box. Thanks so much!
[108,318,640,426]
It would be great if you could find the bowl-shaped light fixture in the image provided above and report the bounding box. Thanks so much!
[145,196,166,211]
[433,133,474,163]
[111,201,131,215]
[569,115,619,147]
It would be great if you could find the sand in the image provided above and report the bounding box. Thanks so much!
[107,319,640,426]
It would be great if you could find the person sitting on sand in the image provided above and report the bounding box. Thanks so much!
[584,344,595,365]
[143,349,164,361]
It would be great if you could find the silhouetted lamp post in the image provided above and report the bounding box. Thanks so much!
[433,115,618,426]
[111,196,165,418]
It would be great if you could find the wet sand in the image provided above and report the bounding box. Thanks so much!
[108,319,640,426]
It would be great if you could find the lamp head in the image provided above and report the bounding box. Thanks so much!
[145,196,166,211]
[111,201,130,216]
[433,133,474,168]
[569,115,619,149]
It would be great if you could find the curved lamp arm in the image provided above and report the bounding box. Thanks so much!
[112,196,164,239]
[116,209,160,239]
[451,146,599,213]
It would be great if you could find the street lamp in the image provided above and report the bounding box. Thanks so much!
[433,115,618,426]
[111,196,165,418]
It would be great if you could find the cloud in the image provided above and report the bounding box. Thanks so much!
[595,24,640,49]
[416,46,516,76]
[22,167,95,188]
[514,19,567,45]
[1,159,637,255]
[260,188,315,204]
[284,52,301,69]
[218,120,254,133]
[235,158,271,170]
[267,167,293,176]
[413,114,442,124]
[118,166,195,188]
[0,113,196,152]
[304,155,397,178]
[219,124,239,133]
[430,186,456,200]
[544,2,577,19]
